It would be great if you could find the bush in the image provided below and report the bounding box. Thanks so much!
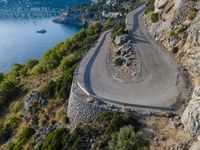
[0,79,21,110]
[114,57,124,66]
[41,80,56,99]
[188,8,197,20]
[0,120,13,144]
[24,59,39,68]
[60,52,82,71]
[151,13,159,23]
[7,116,21,130]
[36,128,68,150]
[0,72,4,83]
[103,18,114,31]
[56,70,73,98]
[145,0,155,14]
[111,20,127,43]
[38,112,144,150]
[9,127,35,150]
[18,127,35,142]
[109,125,149,150]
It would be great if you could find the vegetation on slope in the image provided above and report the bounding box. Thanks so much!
[0,22,102,149]
[36,112,149,150]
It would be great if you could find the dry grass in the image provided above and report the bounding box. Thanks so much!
[194,76,200,85]
[144,116,192,150]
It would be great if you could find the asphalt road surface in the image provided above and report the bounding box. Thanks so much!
[78,4,187,110]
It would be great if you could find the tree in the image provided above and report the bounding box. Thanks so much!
[0,73,4,83]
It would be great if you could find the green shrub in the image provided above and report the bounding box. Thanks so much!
[36,128,68,150]
[0,79,21,110]
[9,127,35,150]
[7,116,21,130]
[0,121,13,144]
[60,52,82,71]
[18,127,35,142]
[188,8,197,20]
[97,111,114,123]
[56,70,73,98]
[151,13,159,23]
[109,125,149,150]
[114,57,124,66]
[111,20,127,43]
[145,0,155,14]
[103,18,114,31]
[41,80,56,99]
[24,59,39,68]
[0,72,4,83]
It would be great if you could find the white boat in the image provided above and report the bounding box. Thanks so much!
[37,29,47,33]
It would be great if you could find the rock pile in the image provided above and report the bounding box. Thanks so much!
[24,91,48,112]
[110,39,142,81]
[116,40,137,68]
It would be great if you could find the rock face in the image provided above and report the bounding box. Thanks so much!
[182,86,200,136]
[146,0,200,75]
[53,11,87,26]
[145,0,200,136]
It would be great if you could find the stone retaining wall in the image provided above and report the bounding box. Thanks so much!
[67,75,119,124]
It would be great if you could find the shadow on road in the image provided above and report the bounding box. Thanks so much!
[84,31,111,95]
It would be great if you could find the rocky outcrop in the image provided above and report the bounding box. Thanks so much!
[53,11,87,26]
[145,0,200,136]
[182,86,200,136]
[53,6,93,26]
[24,91,48,112]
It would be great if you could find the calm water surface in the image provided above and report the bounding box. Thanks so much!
[0,18,81,73]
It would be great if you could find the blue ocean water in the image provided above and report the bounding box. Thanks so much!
[0,18,81,73]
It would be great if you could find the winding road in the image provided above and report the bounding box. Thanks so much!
[77,4,187,110]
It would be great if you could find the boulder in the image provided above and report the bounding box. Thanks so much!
[154,0,168,13]
[114,34,129,45]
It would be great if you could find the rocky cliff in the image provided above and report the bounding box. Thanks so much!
[145,0,200,146]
